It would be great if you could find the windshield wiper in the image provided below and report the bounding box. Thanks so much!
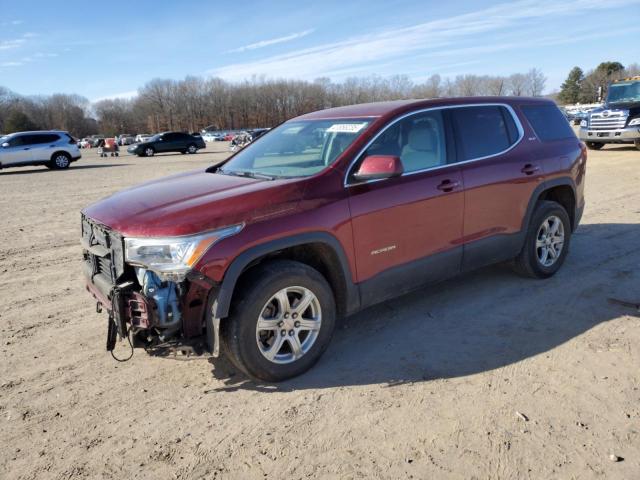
[217,168,276,180]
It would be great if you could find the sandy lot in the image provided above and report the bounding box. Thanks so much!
[1,140,639,479]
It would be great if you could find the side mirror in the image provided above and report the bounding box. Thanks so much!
[353,155,403,182]
[1,142,9,148]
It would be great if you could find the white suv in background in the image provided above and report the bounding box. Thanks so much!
[0,131,81,170]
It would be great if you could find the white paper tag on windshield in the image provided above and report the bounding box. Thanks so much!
[327,123,367,133]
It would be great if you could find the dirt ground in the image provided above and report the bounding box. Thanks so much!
[1,139,639,480]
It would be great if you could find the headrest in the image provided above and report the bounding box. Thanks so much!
[407,122,437,151]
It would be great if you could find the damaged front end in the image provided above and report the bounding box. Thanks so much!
[81,215,216,358]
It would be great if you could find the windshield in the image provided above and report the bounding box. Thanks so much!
[149,134,161,141]
[607,81,640,104]
[219,118,372,178]
[0,135,9,144]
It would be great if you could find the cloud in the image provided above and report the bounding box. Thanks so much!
[22,32,38,38]
[209,0,640,81]
[34,52,59,58]
[226,29,314,53]
[0,38,26,50]
[11,20,23,25]
[0,61,24,67]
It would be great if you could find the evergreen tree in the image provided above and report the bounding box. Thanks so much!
[558,67,584,104]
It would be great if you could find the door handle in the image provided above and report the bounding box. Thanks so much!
[521,164,540,175]
[437,179,461,192]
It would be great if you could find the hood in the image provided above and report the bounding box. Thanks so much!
[82,169,304,237]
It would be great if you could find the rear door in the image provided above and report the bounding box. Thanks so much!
[347,109,465,306]
[1,135,33,166]
[450,104,542,270]
[29,133,60,162]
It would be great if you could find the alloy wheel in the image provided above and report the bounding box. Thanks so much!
[536,215,565,267]
[55,154,69,168]
[255,286,322,364]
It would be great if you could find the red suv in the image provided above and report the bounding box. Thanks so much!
[82,97,586,381]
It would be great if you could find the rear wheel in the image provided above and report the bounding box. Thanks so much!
[513,200,571,278]
[48,152,71,169]
[634,139,640,151]
[187,144,197,154]
[221,260,336,382]
[586,142,604,150]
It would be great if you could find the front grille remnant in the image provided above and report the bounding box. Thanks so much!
[81,214,125,288]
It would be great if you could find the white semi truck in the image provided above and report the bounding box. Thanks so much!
[579,76,640,151]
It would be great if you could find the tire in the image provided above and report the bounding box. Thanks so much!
[513,200,571,279]
[634,139,640,151]
[586,142,604,150]
[144,147,155,157]
[187,144,197,154]
[49,152,71,169]
[221,260,336,382]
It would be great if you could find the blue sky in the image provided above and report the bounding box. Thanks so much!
[1,0,639,101]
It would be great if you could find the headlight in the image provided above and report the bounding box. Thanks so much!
[629,117,640,126]
[124,224,243,280]
[580,119,588,128]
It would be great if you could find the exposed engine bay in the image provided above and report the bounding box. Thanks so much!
[81,215,211,358]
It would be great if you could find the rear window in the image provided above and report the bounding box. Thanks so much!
[450,106,517,161]
[23,134,60,145]
[521,104,575,142]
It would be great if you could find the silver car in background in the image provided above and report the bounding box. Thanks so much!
[0,131,81,170]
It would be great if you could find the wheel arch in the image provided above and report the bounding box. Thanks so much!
[213,232,360,320]
[522,178,578,232]
[50,150,71,162]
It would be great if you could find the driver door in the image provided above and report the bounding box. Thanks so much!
[347,110,465,306]
[1,135,33,166]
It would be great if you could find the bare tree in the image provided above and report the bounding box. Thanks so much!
[526,68,547,96]
[507,73,529,96]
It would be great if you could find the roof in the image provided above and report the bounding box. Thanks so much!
[295,96,554,121]
[5,130,68,135]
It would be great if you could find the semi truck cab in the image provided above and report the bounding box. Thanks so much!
[579,76,640,151]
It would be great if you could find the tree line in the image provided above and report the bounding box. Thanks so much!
[3,68,547,137]
[557,61,640,105]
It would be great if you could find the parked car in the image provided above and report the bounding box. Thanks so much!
[79,138,93,149]
[203,131,223,142]
[248,128,270,141]
[127,131,206,157]
[82,97,586,381]
[118,134,136,146]
[0,130,81,170]
[135,134,152,143]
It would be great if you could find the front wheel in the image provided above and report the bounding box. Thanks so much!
[586,142,604,150]
[221,260,336,382]
[144,147,155,157]
[513,200,571,278]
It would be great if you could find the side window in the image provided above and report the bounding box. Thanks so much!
[363,110,447,174]
[451,106,515,161]
[164,133,177,141]
[7,136,24,147]
[521,104,575,142]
